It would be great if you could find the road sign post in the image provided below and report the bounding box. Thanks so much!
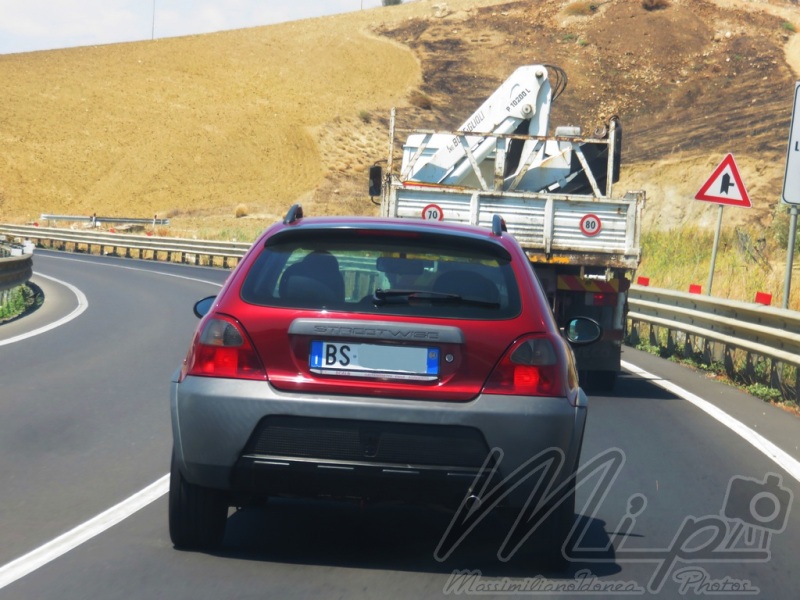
[707,205,724,296]
[695,154,751,296]
[781,82,800,308]
[785,207,798,309]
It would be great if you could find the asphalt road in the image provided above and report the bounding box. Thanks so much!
[2,249,800,599]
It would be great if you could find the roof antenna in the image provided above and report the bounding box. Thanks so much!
[283,204,304,224]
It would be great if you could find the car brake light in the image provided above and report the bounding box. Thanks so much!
[483,335,565,397]
[182,316,266,380]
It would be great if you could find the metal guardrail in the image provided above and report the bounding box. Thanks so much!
[627,284,799,401]
[0,252,33,293]
[0,224,251,268]
[40,214,170,226]
[627,285,800,367]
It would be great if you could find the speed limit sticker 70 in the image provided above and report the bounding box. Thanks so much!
[579,214,602,237]
[422,204,444,221]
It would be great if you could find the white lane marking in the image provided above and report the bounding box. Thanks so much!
[0,476,169,590]
[1,257,223,347]
[0,256,222,587]
[623,360,800,483]
[0,274,88,347]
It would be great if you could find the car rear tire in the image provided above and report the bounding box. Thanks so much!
[535,483,575,572]
[169,449,228,550]
[498,476,575,572]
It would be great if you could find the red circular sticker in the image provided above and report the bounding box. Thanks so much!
[422,204,444,221]
[580,214,602,237]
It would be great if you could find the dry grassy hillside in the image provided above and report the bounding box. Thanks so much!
[1,0,799,243]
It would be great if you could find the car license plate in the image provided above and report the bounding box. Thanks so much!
[309,341,439,380]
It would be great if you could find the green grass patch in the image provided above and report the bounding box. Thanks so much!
[0,284,41,322]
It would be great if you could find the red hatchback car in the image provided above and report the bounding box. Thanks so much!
[169,204,600,562]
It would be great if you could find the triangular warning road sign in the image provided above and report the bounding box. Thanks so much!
[695,153,751,207]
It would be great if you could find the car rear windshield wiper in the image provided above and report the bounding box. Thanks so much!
[372,289,499,308]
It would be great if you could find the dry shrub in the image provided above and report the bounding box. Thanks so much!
[408,90,433,110]
[235,203,249,218]
[564,1,598,17]
[642,0,669,10]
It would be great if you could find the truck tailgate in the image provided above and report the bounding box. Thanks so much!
[389,186,644,269]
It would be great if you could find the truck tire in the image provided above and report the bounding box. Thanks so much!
[582,370,617,393]
[169,449,228,550]
[593,370,618,392]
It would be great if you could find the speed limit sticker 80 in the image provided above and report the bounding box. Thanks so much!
[579,213,602,237]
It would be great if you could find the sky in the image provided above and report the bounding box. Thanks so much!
[0,0,395,55]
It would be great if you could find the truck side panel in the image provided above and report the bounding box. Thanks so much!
[389,186,642,270]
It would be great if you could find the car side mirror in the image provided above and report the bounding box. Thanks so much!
[369,165,382,197]
[564,317,602,345]
[193,296,216,318]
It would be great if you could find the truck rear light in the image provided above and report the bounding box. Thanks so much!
[483,335,565,397]
[182,316,266,381]
[589,292,618,306]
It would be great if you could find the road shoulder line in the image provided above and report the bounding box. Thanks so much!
[0,475,169,590]
[622,360,800,484]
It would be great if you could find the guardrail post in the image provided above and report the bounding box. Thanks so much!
[683,332,695,359]
[744,353,756,384]
[723,344,735,379]
[794,368,800,405]
[704,339,722,365]
[770,360,781,394]
[648,322,659,348]
[666,327,676,355]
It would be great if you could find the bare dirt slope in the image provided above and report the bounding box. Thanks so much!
[0,0,798,239]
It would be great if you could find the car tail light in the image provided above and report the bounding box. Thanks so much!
[483,335,566,397]
[181,316,266,380]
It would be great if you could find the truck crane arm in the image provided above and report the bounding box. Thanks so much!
[406,65,553,185]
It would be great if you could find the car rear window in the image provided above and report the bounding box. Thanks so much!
[239,230,521,319]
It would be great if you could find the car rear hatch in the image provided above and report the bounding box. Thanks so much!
[234,225,546,401]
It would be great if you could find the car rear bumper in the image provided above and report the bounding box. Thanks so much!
[171,373,587,507]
